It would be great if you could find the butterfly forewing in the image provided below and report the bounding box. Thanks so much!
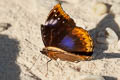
[41,4,75,47]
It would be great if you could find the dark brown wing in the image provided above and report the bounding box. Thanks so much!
[41,4,75,47]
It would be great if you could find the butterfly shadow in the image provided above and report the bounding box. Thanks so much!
[89,13,120,60]
[103,76,117,80]
[0,34,21,80]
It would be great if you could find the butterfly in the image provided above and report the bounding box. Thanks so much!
[40,3,94,62]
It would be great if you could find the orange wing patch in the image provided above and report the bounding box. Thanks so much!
[49,4,70,20]
[72,27,93,52]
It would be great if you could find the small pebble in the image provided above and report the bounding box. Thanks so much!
[0,23,11,32]
[93,2,108,16]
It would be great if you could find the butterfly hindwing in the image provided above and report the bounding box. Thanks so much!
[41,47,92,61]
[59,27,93,56]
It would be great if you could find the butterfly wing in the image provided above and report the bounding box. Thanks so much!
[41,4,94,61]
[41,4,75,47]
[58,27,93,56]
[41,47,93,61]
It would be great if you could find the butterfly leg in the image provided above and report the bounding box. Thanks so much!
[45,59,52,76]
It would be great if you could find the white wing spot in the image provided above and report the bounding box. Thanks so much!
[57,18,60,20]
[52,19,58,25]
[62,21,65,23]
[48,19,54,25]
[55,14,57,17]
[54,10,56,12]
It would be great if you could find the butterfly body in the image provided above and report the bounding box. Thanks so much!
[41,4,94,62]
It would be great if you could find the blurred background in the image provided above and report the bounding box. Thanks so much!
[0,0,120,80]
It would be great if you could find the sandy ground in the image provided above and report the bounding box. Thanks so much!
[0,0,120,80]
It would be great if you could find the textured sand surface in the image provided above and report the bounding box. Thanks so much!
[0,0,120,80]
